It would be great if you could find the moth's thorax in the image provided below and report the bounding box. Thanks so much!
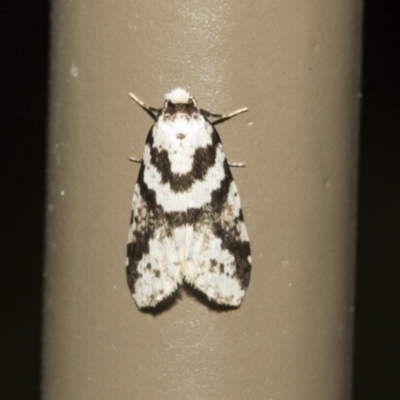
[154,114,212,146]
[152,113,213,175]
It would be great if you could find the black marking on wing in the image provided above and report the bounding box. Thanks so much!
[145,124,221,193]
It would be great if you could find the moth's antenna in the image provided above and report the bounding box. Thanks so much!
[202,107,248,125]
[129,92,159,121]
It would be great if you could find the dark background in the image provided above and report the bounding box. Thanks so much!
[1,1,399,399]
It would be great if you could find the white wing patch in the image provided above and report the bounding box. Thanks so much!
[126,89,251,308]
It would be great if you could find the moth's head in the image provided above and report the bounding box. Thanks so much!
[164,88,194,105]
[163,88,198,117]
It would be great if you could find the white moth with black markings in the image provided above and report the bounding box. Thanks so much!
[126,88,251,308]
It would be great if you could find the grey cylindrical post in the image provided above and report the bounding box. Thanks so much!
[42,1,362,399]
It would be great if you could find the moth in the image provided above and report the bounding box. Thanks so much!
[126,88,251,308]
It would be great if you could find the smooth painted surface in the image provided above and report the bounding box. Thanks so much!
[42,1,362,399]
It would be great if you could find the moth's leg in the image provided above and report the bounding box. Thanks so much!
[228,162,246,168]
[129,92,159,120]
[129,157,143,164]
